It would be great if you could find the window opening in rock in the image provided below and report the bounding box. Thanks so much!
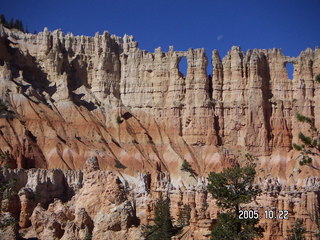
[286,62,294,80]
[207,50,213,99]
[178,57,187,78]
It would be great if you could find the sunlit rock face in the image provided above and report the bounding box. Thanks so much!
[0,25,320,239]
[1,24,320,177]
[0,166,319,240]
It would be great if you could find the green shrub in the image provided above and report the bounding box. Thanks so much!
[293,113,320,170]
[181,160,197,176]
[0,179,17,208]
[84,231,92,240]
[177,204,191,227]
[0,213,18,230]
[289,219,306,240]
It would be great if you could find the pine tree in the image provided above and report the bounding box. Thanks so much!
[9,18,14,28]
[0,14,6,25]
[14,19,19,29]
[293,112,320,170]
[292,74,320,170]
[289,219,307,240]
[0,15,27,32]
[143,192,174,240]
[207,161,264,240]
[177,204,191,226]
[181,160,197,176]
[0,178,17,203]
[13,19,24,32]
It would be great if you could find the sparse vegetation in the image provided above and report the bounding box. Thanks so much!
[0,150,15,169]
[289,219,307,240]
[114,159,127,169]
[177,204,191,227]
[0,14,27,32]
[123,180,130,193]
[292,113,320,170]
[0,213,18,232]
[0,99,14,119]
[207,159,263,240]
[143,193,176,240]
[0,178,17,212]
[84,230,92,240]
[291,78,320,238]
[181,160,197,176]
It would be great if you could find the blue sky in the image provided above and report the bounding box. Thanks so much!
[1,0,319,74]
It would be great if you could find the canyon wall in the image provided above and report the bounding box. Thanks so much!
[1,25,320,180]
[1,25,320,239]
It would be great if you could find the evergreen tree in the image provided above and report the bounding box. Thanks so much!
[143,192,174,240]
[0,178,17,203]
[181,160,197,176]
[0,14,28,32]
[292,74,320,170]
[292,113,320,170]
[0,14,6,24]
[14,19,19,29]
[9,18,14,28]
[177,204,191,226]
[289,219,307,240]
[13,19,24,32]
[207,161,264,240]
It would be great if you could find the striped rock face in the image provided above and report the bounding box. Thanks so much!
[0,25,320,239]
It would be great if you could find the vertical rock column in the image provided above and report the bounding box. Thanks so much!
[292,48,320,144]
[313,48,320,132]
[90,32,122,102]
[182,49,216,145]
[245,50,272,154]
[218,47,247,147]
[267,49,293,150]
[212,50,224,145]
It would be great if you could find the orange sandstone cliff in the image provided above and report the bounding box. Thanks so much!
[0,25,320,239]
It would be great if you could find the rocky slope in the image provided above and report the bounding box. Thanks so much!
[0,25,320,239]
[0,157,319,239]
